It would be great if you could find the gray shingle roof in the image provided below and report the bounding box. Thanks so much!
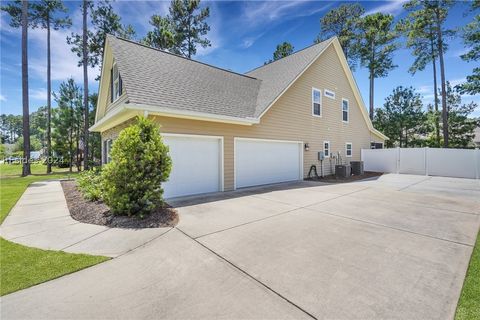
[107,35,332,119]
[246,40,331,117]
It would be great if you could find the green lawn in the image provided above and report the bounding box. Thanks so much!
[0,238,108,296]
[455,231,480,320]
[0,163,109,296]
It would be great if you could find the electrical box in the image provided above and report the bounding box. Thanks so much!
[318,152,324,161]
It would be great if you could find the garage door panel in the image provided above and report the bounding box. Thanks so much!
[236,139,302,189]
[163,135,221,198]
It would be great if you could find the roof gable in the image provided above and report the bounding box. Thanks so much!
[94,36,386,140]
[107,35,261,119]
[246,39,331,117]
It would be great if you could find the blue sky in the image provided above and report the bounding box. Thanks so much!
[1,0,478,117]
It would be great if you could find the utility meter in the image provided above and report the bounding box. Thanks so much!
[318,152,325,161]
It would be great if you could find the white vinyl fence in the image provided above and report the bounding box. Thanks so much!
[361,147,480,179]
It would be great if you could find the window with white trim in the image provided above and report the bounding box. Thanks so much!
[112,62,121,102]
[345,143,352,157]
[324,89,335,99]
[312,88,321,117]
[342,98,349,122]
[104,139,113,164]
[323,141,330,158]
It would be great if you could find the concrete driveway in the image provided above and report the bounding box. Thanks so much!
[2,174,479,319]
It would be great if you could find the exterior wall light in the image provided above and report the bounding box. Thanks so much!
[304,143,310,151]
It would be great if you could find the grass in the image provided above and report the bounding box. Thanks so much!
[0,238,108,296]
[455,231,480,320]
[0,163,109,296]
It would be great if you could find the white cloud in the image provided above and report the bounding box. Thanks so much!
[27,8,99,85]
[241,32,265,49]
[30,88,47,101]
[235,1,332,49]
[195,1,222,57]
[113,0,169,35]
[0,94,6,102]
[365,0,408,16]
[448,78,467,88]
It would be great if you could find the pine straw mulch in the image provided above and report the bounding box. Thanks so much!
[61,180,178,229]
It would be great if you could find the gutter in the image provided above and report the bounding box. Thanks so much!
[90,103,259,133]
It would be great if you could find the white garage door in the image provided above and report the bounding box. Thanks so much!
[162,134,223,198]
[235,138,303,189]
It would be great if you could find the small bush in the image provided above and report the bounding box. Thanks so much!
[101,117,172,217]
[77,168,103,201]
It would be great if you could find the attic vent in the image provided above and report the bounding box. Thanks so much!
[324,89,335,99]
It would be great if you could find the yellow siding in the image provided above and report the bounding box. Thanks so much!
[102,45,383,191]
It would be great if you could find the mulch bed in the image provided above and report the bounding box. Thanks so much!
[61,180,178,229]
[306,171,383,183]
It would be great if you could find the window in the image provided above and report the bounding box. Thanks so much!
[104,139,113,164]
[345,143,352,157]
[312,88,321,117]
[323,141,330,158]
[342,98,349,122]
[111,62,122,102]
[324,89,335,99]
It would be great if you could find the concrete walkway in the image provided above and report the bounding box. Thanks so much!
[1,174,479,319]
[0,180,171,257]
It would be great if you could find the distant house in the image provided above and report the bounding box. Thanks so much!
[91,35,387,198]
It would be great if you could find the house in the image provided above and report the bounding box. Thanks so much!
[91,35,387,198]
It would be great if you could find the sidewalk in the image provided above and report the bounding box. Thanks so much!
[0,180,171,257]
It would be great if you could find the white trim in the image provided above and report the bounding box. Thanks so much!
[112,62,120,102]
[324,89,336,99]
[128,103,259,125]
[162,133,224,192]
[330,39,388,140]
[345,142,352,158]
[234,137,303,144]
[90,102,258,132]
[342,98,349,123]
[312,87,322,118]
[258,38,334,119]
[323,141,330,158]
[233,137,304,190]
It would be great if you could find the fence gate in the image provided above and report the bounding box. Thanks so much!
[361,147,480,179]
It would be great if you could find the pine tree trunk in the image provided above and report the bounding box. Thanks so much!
[436,11,448,148]
[83,0,89,170]
[430,34,440,147]
[369,43,375,120]
[369,73,374,120]
[21,0,31,176]
[46,15,52,174]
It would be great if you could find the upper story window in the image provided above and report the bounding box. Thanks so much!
[342,98,349,122]
[324,89,335,99]
[111,62,122,102]
[323,141,330,158]
[345,143,352,157]
[312,88,321,117]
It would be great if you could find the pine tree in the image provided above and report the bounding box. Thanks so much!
[315,3,364,70]
[30,0,71,173]
[358,13,398,120]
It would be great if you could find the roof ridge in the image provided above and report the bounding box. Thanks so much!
[245,37,335,74]
[108,34,260,81]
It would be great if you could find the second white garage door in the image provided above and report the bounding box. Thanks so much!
[235,138,303,189]
[162,134,223,198]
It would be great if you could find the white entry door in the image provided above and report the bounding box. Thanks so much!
[235,138,303,189]
[162,134,223,198]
